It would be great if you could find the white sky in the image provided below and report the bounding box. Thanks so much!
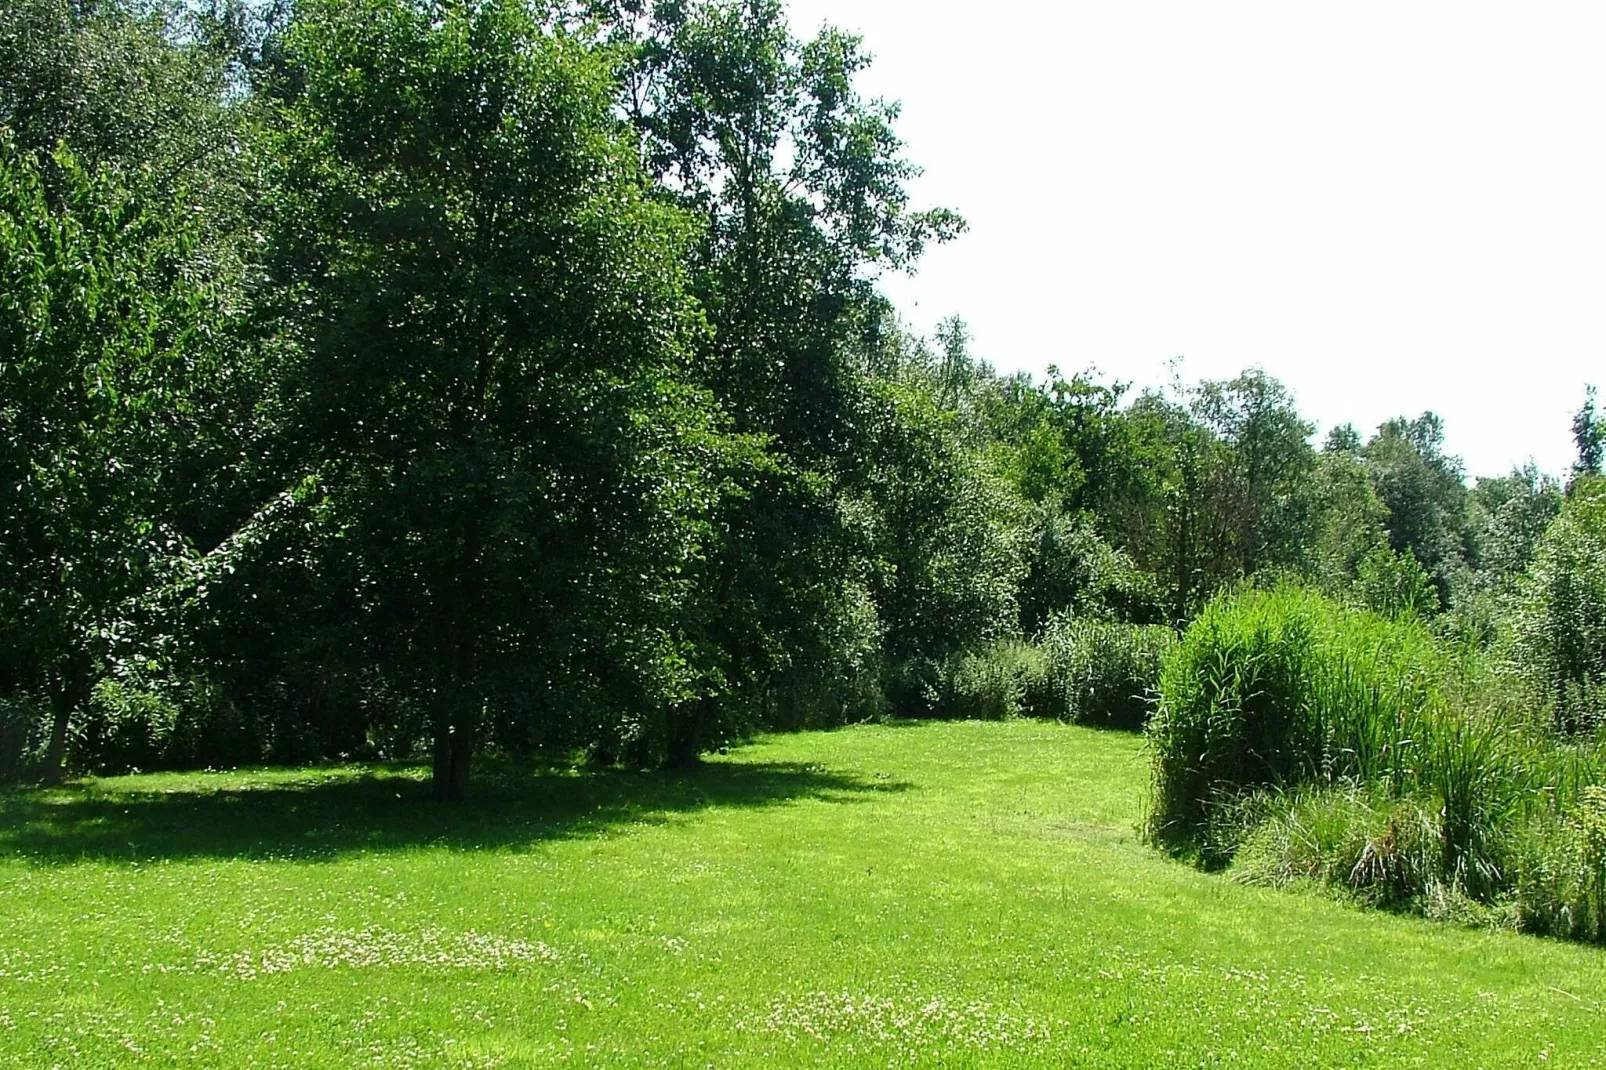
[787,0,1606,478]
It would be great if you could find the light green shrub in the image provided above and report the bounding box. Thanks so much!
[1147,584,1452,861]
[937,639,1051,720]
[1352,544,1440,619]
[1513,787,1606,943]
[1041,615,1174,728]
[1147,582,1606,935]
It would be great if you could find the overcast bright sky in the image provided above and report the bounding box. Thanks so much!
[786,1,1606,479]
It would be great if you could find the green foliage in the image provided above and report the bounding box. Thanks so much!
[1019,510,1164,633]
[0,137,225,782]
[1150,583,1606,935]
[1513,787,1606,943]
[1469,464,1562,587]
[1307,444,1389,593]
[0,0,254,272]
[1040,616,1174,728]
[0,696,43,782]
[859,378,1026,665]
[932,639,1052,721]
[1231,785,1444,910]
[1147,585,1453,861]
[1191,369,1319,576]
[1513,478,1606,733]
[78,671,257,775]
[263,0,731,788]
[1352,544,1440,619]
[1572,385,1603,479]
[4,0,1604,891]
[1361,413,1473,606]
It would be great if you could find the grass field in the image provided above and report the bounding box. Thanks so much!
[2,720,1604,1068]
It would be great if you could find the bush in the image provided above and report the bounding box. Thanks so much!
[1513,787,1606,943]
[1352,544,1439,619]
[1147,582,1606,939]
[1147,584,1451,862]
[931,640,1051,721]
[1019,512,1166,633]
[1040,615,1174,728]
[76,672,260,775]
[0,694,43,783]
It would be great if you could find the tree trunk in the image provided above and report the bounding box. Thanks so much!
[431,720,473,801]
[38,660,90,787]
[39,688,72,787]
[665,705,701,770]
[431,721,455,800]
[449,724,472,799]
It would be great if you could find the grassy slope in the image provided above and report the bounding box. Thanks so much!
[1,721,1603,1068]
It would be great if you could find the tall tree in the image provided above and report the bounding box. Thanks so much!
[266,0,724,796]
[1192,369,1318,577]
[0,141,224,783]
[1573,385,1603,481]
[1362,413,1472,606]
[0,0,251,260]
[595,0,965,728]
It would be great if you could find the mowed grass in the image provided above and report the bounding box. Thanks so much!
[2,722,1604,1068]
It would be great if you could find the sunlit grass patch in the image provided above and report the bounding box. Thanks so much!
[1,720,1604,1067]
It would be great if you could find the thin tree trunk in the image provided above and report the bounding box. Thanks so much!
[39,688,71,787]
[431,717,474,801]
[449,723,472,799]
[431,720,454,801]
[665,703,701,769]
[38,662,88,787]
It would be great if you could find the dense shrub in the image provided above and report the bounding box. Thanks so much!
[931,640,1052,720]
[1040,615,1174,728]
[1512,787,1606,942]
[75,674,262,775]
[0,695,42,782]
[1149,582,1606,943]
[1351,544,1440,619]
[1147,585,1451,861]
[1019,512,1166,633]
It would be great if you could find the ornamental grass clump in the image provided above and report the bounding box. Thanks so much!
[1146,584,1452,864]
[1148,583,1606,943]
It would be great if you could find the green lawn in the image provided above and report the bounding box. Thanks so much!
[2,720,1603,1068]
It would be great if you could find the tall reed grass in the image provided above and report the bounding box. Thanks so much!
[1146,584,1606,941]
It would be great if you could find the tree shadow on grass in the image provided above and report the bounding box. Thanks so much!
[0,758,912,865]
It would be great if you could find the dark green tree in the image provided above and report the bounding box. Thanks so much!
[595,0,966,727]
[1362,413,1472,607]
[0,0,253,263]
[1470,464,1563,587]
[1192,369,1318,578]
[266,0,726,795]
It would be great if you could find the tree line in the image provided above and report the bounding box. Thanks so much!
[2,0,1599,796]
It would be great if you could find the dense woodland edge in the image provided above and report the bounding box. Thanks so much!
[5,0,1606,946]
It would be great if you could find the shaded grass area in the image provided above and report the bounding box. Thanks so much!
[0,758,905,863]
[0,721,1604,1068]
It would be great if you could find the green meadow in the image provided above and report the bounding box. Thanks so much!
[3,720,1603,1068]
